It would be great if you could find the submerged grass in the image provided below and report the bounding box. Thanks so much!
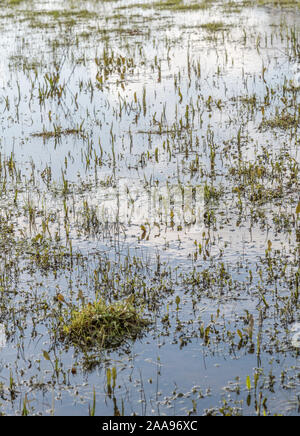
[60,297,150,350]
[32,127,85,139]
[7,0,25,5]
[118,0,215,11]
[200,21,227,32]
[257,0,300,7]
[260,111,300,130]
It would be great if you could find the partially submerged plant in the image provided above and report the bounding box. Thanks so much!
[60,296,150,350]
[259,110,299,130]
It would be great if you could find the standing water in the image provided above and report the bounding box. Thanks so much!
[0,0,299,416]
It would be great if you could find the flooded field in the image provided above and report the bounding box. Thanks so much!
[0,0,299,416]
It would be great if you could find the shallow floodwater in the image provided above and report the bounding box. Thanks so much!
[0,0,299,416]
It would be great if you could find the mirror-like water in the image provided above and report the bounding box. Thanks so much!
[0,0,299,416]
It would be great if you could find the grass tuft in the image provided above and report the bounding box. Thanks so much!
[60,297,150,350]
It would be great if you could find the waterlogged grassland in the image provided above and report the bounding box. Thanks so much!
[0,0,299,416]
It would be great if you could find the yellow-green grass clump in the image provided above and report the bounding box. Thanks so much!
[61,297,149,350]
